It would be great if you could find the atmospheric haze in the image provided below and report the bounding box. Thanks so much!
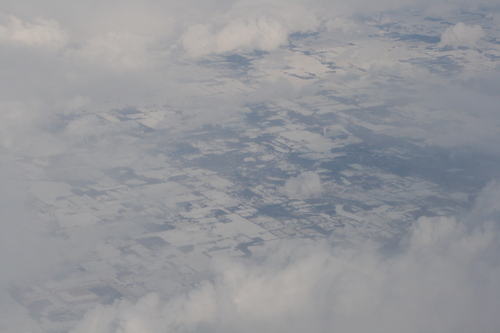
[1,0,499,332]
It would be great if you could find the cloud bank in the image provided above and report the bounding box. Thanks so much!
[71,181,500,333]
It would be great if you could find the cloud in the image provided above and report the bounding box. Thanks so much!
[0,2,499,332]
[180,2,319,57]
[70,181,500,333]
[284,171,323,199]
[440,22,484,47]
[0,14,68,49]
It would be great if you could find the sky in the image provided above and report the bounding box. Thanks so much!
[1,1,500,332]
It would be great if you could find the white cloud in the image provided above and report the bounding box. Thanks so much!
[180,2,319,57]
[70,181,500,333]
[440,22,484,47]
[283,171,322,199]
[0,14,67,49]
